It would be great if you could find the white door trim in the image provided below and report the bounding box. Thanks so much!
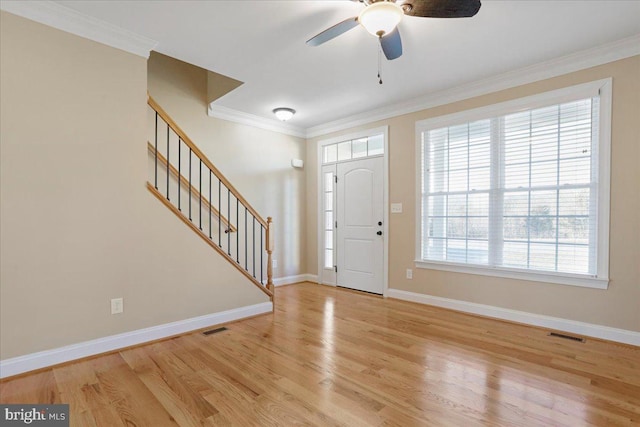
[316,126,389,296]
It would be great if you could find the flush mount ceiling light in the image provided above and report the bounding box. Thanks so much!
[358,1,404,37]
[273,107,296,121]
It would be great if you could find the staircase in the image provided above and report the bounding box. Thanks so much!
[146,95,274,300]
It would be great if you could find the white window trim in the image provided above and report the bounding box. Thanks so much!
[414,79,612,290]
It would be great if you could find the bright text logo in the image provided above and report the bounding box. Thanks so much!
[0,405,69,426]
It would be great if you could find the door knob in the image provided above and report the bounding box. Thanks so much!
[378,221,383,226]
[376,231,383,236]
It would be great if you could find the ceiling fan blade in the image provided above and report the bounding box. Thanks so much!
[380,27,402,60]
[397,0,481,18]
[306,17,359,46]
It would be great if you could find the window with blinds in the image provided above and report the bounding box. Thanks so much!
[416,80,611,288]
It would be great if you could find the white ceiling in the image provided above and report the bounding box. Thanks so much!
[47,1,640,130]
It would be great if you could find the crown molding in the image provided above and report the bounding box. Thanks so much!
[305,34,640,138]
[5,0,634,138]
[0,0,157,58]
[208,104,307,138]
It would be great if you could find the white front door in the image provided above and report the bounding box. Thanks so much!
[336,157,384,294]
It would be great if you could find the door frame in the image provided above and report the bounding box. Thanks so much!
[316,126,389,297]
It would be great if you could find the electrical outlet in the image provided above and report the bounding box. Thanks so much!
[406,269,413,279]
[111,298,123,314]
[272,259,278,269]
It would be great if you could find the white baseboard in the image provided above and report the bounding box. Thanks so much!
[0,301,273,379]
[387,289,640,347]
[273,274,318,286]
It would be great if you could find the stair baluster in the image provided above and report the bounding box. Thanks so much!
[146,95,273,300]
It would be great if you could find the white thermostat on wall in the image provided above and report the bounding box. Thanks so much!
[391,203,403,213]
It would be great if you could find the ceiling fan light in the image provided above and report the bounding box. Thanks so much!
[358,2,404,37]
[273,107,296,121]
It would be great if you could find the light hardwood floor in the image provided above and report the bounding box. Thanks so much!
[1,282,639,426]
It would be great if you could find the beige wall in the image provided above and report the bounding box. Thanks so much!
[307,56,640,332]
[147,53,307,278]
[1,10,637,365]
[0,12,269,360]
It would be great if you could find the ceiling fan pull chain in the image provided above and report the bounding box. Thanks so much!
[378,44,383,85]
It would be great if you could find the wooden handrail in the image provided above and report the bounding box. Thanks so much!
[147,183,273,299]
[147,142,237,233]
[148,95,267,229]
[266,217,274,293]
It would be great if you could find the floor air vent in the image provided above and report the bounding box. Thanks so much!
[202,327,228,336]
[548,332,585,343]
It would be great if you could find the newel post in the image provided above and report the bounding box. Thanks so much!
[266,217,274,294]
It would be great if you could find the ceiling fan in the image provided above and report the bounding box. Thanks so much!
[306,0,481,60]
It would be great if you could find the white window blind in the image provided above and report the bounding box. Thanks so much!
[417,81,611,288]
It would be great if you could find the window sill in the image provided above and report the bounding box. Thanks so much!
[414,260,609,290]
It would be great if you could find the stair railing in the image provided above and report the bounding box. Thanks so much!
[147,95,274,299]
